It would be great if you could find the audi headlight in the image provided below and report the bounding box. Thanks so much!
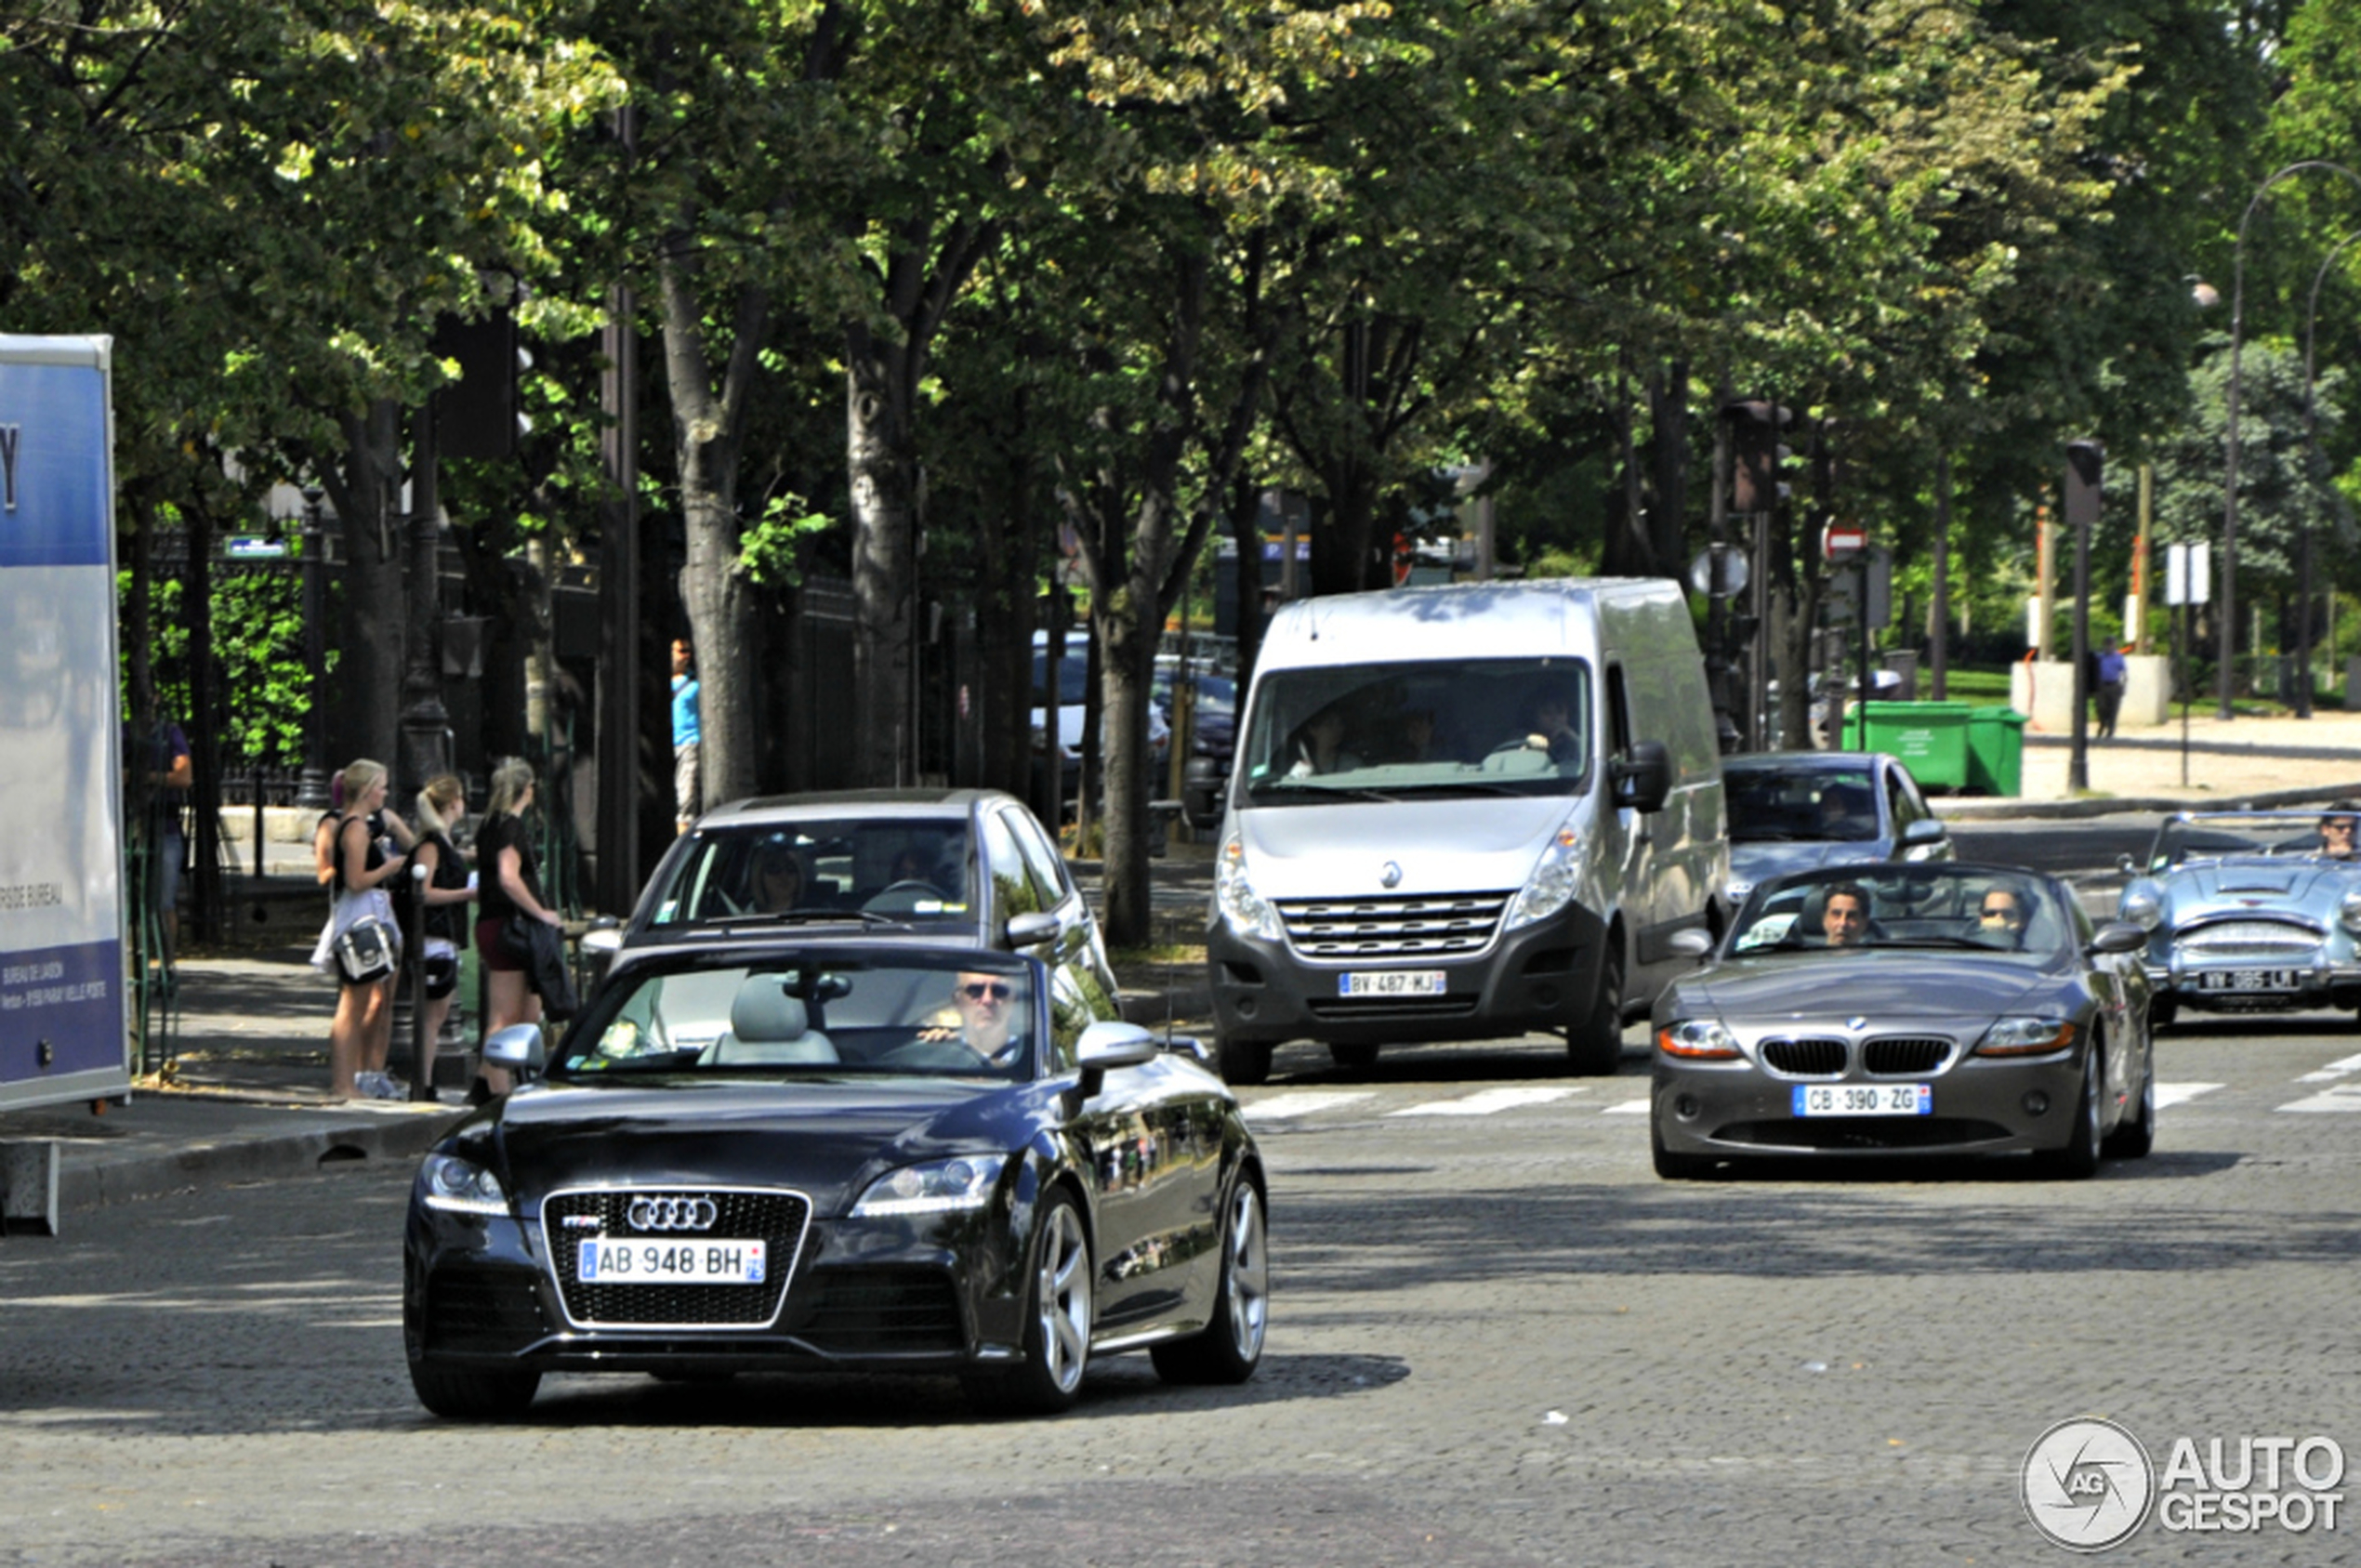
[2340,890,2361,936]
[2120,889,2162,930]
[1505,819,1586,932]
[1973,1017,2077,1058]
[1655,1019,1740,1061]
[851,1153,1009,1218]
[1216,834,1283,942]
[419,1153,508,1215]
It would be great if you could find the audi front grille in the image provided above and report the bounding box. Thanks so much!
[541,1186,811,1331]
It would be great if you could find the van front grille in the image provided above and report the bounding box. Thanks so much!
[1276,892,1510,959]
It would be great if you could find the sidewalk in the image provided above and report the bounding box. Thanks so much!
[9,713,2360,1229]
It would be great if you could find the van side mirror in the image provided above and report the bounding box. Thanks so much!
[1614,741,1673,812]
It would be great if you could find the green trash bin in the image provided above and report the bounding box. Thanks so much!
[1964,705,2026,797]
[1839,701,1973,792]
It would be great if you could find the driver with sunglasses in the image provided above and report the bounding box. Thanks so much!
[917,969,1029,1067]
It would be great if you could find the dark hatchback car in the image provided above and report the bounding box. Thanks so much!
[588,788,1118,1013]
[1721,751,1953,907]
[403,942,1270,1418]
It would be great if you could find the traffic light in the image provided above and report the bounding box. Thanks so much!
[1811,417,1840,506]
[432,309,521,459]
[2064,440,2103,528]
[1721,400,1792,514]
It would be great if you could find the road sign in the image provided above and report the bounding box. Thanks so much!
[1823,522,1866,562]
[2165,541,2211,606]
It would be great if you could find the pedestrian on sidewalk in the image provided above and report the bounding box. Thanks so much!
[312,759,415,1101]
[310,772,346,889]
[473,758,563,1100]
[2096,644,2128,740]
[672,637,701,836]
[400,773,477,1102]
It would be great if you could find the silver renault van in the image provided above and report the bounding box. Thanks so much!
[1206,579,1727,1083]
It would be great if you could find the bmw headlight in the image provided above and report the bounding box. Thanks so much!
[2120,889,2162,930]
[1505,820,1586,932]
[1216,834,1283,942]
[1973,1017,2077,1058]
[419,1153,508,1215]
[851,1153,1009,1218]
[2340,890,2361,936]
[1655,1019,1740,1061]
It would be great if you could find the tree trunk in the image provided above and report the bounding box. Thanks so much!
[1646,362,1689,574]
[847,320,917,787]
[658,260,767,809]
[1930,441,1951,702]
[325,399,407,772]
[1227,475,1267,682]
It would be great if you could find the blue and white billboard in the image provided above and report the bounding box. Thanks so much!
[0,336,129,1111]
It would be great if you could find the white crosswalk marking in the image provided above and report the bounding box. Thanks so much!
[2276,1083,2361,1113]
[1242,1091,1377,1122]
[2155,1083,2223,1110]
[1387,1087,1582,1117]
[2299,1052,2361,1082]
[1603,1099,1651,1114]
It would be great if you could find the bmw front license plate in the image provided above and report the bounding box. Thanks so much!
[577,1238,768,1284]
[2196,968,2301,993]
[1339,969,1446,997]
[1792,1084,1932,1117]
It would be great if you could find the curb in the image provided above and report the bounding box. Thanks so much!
[55,1107,458,1216]
[1934,780,2361,824]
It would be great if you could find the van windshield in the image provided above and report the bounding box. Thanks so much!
[1238,658,1593,802]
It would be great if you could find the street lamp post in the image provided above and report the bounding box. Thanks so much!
[2223,160,2361,719]
[294,485,332,811]
[2297,231,2360,719]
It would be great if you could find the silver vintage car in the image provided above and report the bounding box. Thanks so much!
[2117,807,2361,1028]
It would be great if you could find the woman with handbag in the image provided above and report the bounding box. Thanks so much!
[310,758,415,1100]
[403,774,478,1103]
[472,757,562,1101]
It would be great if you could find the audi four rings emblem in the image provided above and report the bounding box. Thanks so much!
[627,1196,719,1232]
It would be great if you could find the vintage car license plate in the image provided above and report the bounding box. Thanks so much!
[2195,968,2301,993]
[1792,1083,1932,1117]
[577,1238,767,1284]
[1339,969,1446,997]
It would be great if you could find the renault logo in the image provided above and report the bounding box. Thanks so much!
[627,1195,719,1232]
[1380,861,1404,889]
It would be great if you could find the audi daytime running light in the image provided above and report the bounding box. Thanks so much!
[1656,1020,1740,1061]
[851,1153,1009,1218]
[1216,836,1283,942]
[420,1153,508,1215]
[1974,1017,2077,1057]
[1505,819,1585,932]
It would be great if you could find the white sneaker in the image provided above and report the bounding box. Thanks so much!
[359,1072,402,1100]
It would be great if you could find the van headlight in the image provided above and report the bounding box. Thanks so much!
[1216,835,1283,942]
[1504,822,1585,932]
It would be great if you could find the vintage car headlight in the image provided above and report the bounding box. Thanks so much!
[851,1153,1009,1218]
[1216,835,1283,942]
[1505,820,1585,932]
[2119,889,2162,930]
[2340,890,2361,936]
[419,1153,509,1215]
[1973,1017,2077,1058]
[1655,1019,1740,1061]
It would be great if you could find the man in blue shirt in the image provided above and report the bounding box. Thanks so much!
[671,638,701,835]
[2095,644,2128,740]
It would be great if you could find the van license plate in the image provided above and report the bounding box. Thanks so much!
[1340,970,1446,997]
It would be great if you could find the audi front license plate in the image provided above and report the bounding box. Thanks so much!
[1339,969,1446,997]
[577,1238,768,1284]
[1792,1084,1932,1118]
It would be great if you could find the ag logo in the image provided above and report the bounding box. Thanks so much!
[2022,1417,2154,1551]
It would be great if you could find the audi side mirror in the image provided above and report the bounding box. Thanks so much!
[481,1024,547,1079]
